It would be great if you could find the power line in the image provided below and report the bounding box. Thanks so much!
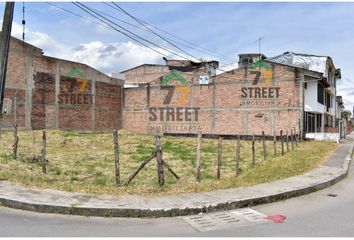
[103,2,234,63]
[73,2,193,61]
[49,2,237,66]
[49,2,237,70]
[49,2,189,61]
[47,2,111,28]
[109,2,201,62]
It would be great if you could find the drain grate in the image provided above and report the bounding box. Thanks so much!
[231,208,269,223]
[182,208,270,232]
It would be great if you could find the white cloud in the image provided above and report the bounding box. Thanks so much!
[68,41,170,73]
[7,21,178,74]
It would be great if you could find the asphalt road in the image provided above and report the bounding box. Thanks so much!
[1,164,354,237]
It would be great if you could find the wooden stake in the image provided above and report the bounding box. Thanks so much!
[41,129,46,174]
[294,127,299,146]
[155,133,164,186]
[252,134,256,166]
[286,130,289,152]
[236,135,241,177]
[162,160,180,180]
[262,131,267,161]
[280,130,284,155]
[113,129,120,186]
[217,137,222,179]
[291,128,294,150]
[12,122,18,159]
[273,131,277,156]
[299,121,302,141]
[196,132,202,182]
[125,152,156,185]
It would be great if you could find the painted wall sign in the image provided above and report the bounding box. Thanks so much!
[59,67,92,105]
[240,60,280,106]
[149,70,200,132]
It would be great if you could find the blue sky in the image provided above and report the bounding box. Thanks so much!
[1,2,354,110]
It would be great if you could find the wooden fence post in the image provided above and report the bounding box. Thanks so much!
[155,133,164,186]
[252,134,256,166]
[12,123,18,159]
[291,128,294,150]
[196,132,202,182]
[294,127,299,146]
[217,137,222,179]
[299,121,302,141]
[273,131,277,156]
[280,130,284,155]
[113,129,120,186]
[41,129,46,174]
[286,130,289,152]
[262,131,267,161]
[236,135,241,177]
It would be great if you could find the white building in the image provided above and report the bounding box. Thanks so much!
[269,52,342,142]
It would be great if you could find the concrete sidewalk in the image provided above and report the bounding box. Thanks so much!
[0,134,353,218]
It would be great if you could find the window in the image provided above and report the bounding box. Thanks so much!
[326,92,331,107]
[316,114,322,128]
[317,83,324,104]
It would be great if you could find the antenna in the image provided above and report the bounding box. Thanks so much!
[258,35,265,60]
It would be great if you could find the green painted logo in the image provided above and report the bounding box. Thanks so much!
[65,67,88,93]
[161,70,188,85]
[250,60,272,71]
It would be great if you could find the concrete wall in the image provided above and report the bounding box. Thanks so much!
[306,132,340,143]
[304,81,324,113]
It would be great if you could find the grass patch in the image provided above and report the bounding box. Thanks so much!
[0,129,338,196]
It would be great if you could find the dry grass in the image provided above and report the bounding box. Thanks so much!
[0,129,338,196]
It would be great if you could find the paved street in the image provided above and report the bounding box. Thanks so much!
[0,160,354,237]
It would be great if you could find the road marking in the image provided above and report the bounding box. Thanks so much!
[181,208,271,232]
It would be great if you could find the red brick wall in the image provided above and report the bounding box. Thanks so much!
[2,36,123,131]
[123,63,302,136]
[32,72,56,129]
[123,65,169,83]
[95,82,121,130]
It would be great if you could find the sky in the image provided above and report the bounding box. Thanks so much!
[0,1,354,111]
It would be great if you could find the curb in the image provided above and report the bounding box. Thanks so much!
[0,143,353,218]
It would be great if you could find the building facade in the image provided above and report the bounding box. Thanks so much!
[122,52,343,139]
[1,35,123,131]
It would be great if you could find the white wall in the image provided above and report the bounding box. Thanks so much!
[306,132,339,143]
[304,81,325,113]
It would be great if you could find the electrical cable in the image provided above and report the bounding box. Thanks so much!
[73,2,194,61]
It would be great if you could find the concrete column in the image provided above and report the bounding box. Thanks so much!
[298,73,305,137]
[211,78,216,134]
[91,72,96,131]
[55,60,60,129]
[321,113,325,132]
[24,55,33,130]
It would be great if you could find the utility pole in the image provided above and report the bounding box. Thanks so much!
[0,2,15,115]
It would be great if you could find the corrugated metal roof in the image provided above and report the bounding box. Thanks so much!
[268,52,329,74]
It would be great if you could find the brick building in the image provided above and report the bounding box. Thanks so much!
[1,34,123,131]
[122,53,343,138]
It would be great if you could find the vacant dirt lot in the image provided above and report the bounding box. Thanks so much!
[0,129,338,196]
